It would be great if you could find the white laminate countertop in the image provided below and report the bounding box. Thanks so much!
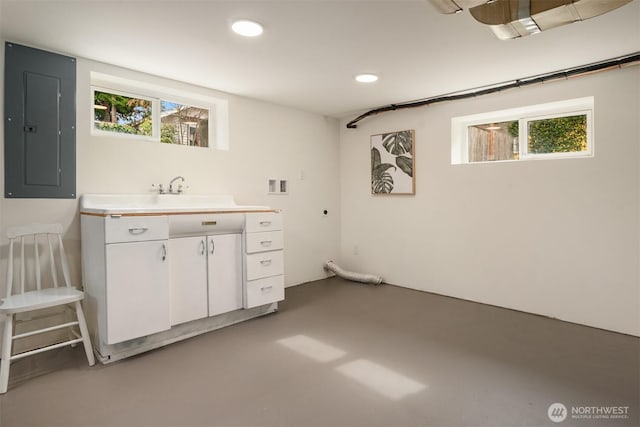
[79,194,276,215]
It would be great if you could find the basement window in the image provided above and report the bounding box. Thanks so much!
[451,97,593,164]
[90,72,229,150]
[93,88,156,138]
[160,101,209,147]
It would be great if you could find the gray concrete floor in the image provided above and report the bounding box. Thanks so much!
[0,277,638,427]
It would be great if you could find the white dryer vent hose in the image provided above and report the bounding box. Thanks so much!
[324,260,383,285]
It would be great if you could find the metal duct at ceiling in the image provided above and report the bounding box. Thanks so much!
[428,0,489,14]
[428,0,634,39]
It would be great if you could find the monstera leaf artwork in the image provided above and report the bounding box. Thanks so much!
[382,131,412,155]
[371,147,396,193]
[370,129,415,195]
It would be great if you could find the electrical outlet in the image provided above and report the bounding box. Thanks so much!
[268,178,288,195]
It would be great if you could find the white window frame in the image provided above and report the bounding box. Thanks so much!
[90,72,229,150]
[519,109,593,160]
[451,97,594,164]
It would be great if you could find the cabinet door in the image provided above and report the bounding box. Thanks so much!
[208,234,242,316]
[105,240,170,344]
[169,236,208,326]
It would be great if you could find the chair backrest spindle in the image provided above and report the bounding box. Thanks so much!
[20,236,25,294]
[6,238,14,297]
[34,233,42,290]
[47,234,59,288]
[57,234,71,287]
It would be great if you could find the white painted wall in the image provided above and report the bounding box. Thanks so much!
[0,43,341,298]
[339,66,640,336]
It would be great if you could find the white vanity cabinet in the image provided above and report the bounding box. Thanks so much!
[80,194,284,363]
[244,212,285,308]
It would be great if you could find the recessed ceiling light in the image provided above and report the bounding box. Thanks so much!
[232,20,264,37]
[355,74,379,83]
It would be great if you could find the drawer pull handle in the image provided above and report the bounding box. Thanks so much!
[128,227,148,235]
[260,259,272,265]
[260,240,272,245]
[261,285,273,292]
[202,221,217,226]
[259,221,272,226]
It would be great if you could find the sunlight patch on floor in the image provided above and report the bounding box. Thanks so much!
[276,335,347,363]
[335,358,427,400]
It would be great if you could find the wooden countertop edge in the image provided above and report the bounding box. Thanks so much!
[80,209,279,217]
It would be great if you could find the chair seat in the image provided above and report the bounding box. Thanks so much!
[0,287,84,314]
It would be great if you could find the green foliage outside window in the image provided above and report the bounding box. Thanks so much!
[94,90,152,136]
[161,124,177,144]
[528,115,587,154]
[506,115,587,154]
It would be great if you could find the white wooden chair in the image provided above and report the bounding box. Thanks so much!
[0,224,95,393]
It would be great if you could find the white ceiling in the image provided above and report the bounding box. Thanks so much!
[1,0,639,118]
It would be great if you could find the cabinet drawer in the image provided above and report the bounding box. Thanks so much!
[246,250,284,280]
[105,216,169,244]
[245,212,282,233]
[169,213,244,237]
[246,231,284,254]
[245,275,284,309]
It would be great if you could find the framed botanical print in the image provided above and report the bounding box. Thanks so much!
[370,129,415,195]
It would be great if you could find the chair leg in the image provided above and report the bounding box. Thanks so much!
[74,302,95,366]
[65,307,78,348]
[1,314,14,394]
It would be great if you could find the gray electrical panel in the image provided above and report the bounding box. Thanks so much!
[4,42,76,198]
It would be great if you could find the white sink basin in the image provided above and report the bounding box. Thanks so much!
[80,193,271,214]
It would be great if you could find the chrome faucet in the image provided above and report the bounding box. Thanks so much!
[168,176,185,194]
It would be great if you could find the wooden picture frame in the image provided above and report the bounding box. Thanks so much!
[370,129,415,195]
